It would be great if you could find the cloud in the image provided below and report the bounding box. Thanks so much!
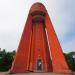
[0,0,75,53]
[62,38,75,53]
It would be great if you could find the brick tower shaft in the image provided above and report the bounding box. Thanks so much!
[10,2,71,73]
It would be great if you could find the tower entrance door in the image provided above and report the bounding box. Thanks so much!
[37,59,42,71]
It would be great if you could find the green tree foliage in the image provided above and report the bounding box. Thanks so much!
[64,52,75,71]
[0,50,16,71]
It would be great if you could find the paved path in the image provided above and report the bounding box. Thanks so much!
[0,72,74,75]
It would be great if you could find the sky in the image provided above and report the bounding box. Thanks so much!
[0,0,75,53]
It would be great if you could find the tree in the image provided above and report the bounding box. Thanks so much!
[64,52,75,71]
[0,50,15,71]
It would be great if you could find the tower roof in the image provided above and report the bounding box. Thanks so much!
[30,2,46,14]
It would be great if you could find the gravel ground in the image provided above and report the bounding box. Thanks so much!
[0,72,74,75]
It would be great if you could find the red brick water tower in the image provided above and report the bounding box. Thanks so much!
[10,2,71,73]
